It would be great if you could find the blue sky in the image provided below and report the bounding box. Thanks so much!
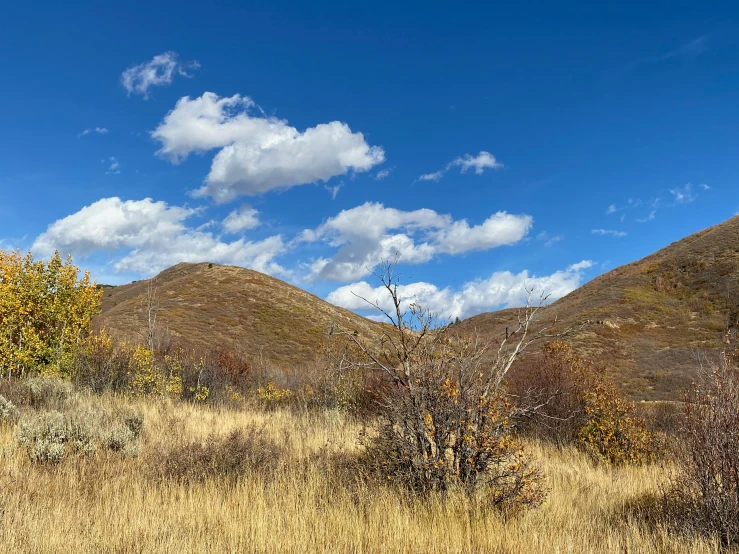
[1,1,737,320]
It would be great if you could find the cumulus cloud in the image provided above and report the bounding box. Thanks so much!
[151,92,385,201]
[300,202,532,282]
[327,260,592,320]
[592,229,627,237]
[78,127,108,137]
[417,151,502,182]
[699,183,710,190]
[606,204,617,214]
[375,168,392,180]
[222,205,260,234]
[32,197,286,276]
[121,51,200,99]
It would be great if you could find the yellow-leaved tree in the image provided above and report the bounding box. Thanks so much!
[0,250,102,377]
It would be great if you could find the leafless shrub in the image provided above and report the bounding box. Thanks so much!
[663,352,739,545]
[0,378,31,407]
[330,261,559,509]
[151,428,283,484]
[178,346,252,404]
[265,345,385,415]
[634,401,684,437]
[507,341,591,444]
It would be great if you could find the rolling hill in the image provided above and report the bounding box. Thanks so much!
[457,215,739,400]
[99,215,739,400]
[99,262,380,368]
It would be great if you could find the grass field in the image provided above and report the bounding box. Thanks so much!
[0,392,725,554]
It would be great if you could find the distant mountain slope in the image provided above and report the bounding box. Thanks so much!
[99,263,380,368]
[457,216,739,400]
[100,217,739,399]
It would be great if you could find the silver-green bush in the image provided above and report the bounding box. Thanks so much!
[0,394,18,423]
[14,406,144,464]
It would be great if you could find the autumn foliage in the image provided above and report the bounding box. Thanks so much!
[331,263,549,510]
[509,341,657,465]
[0,250,101,377]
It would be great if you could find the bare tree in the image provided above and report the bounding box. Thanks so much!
[329,261,566,505]
[139,277,160,351]
[664,352,739,545]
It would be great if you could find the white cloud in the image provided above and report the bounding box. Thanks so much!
[606,204,617,214]
[327,260,592,320]
[417,151,502,182]
[106,156,120,175]
[325,183,343,200]
[636,210,656,223]
[418,170,445,182]
[669,183,696,204]
[592,229,627,237]
[451,151,502,174]
[699,183,710,190]
[121,51,200,99]
[300,202,532,282]
[432,213,532,254]
[536,231,563,247]
[32,197,286,276]
[222,205,260,234]
[375,168,392,180]
[151,92,384,202]
[78,127,108,137]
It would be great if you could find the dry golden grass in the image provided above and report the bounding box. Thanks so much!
[0,396,725,554]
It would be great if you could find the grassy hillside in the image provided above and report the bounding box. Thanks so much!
[99,262,380,368]
[459,216,739,400]
[100,216,739,400]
